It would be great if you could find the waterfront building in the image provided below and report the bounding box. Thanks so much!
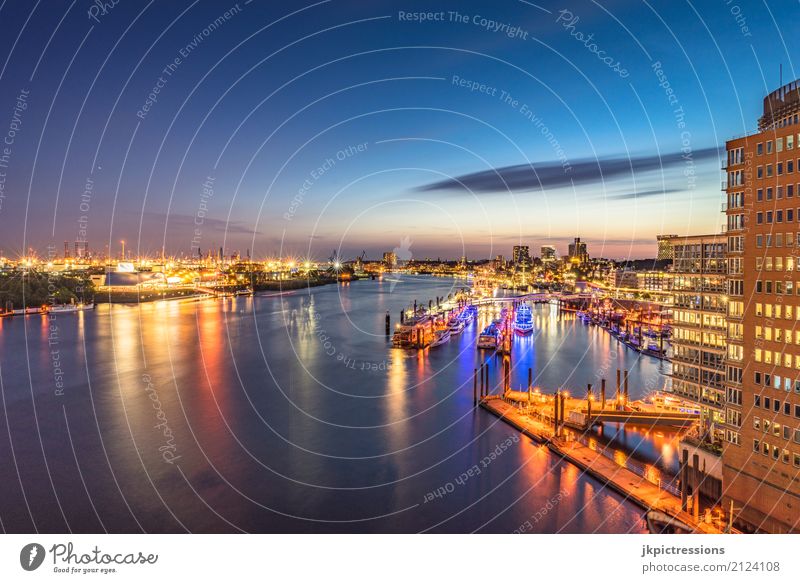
[383,251,397,268]
[657,234,677,260]
[540,245,557,263]
[568,237,589,264]
[512,245,531,268]
[606,268,638,289]
[669,235,728,443]
[636,270,674,292]
[723,79,800,533]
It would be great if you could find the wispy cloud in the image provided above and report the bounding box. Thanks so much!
[415,147,721,194]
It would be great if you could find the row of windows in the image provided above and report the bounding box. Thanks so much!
[755,255,796,271]
[756,209,800,227]
[755,232,797,247]
[755,280,796,295]
[754,326,800,344]
[756,160,798,178]
[753,348,800,369]
[753,417,800,443]
[753,371,800,394]
[756,135,798,155]
[756,184,799,201]
[752,440,800,468]
[754,303,799,319]
[753,390,800,413]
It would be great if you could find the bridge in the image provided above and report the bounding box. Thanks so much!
[469,292,592,306]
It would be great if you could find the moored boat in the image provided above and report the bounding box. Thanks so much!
[513,303,534,335]
[477,324,500,349]
[430,327,451,347]
[448,317,465,334]
[645,510,695,534]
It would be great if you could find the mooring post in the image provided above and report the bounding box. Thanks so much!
[400,310,404,324]
[624,369,629,407]
[616,368,621,408]
[681,449,689,511]
[587,383,592,424]
[473,368,478,405]
[385,311,391,334]
[601,378,606,411]
[554,391,559,436]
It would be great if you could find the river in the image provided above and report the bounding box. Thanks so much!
[0,275,676,533]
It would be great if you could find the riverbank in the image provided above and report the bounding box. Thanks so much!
[479,397,724,534]
[254,277,338,292]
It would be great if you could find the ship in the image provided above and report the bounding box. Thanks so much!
[513,303,534,335]
[477,323,500,349]
[430,327,451,347]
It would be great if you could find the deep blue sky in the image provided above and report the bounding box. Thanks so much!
[0,0,797,260]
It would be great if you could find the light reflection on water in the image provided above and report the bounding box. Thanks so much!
[0,276,666,533]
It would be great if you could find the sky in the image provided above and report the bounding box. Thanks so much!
[0,0,798,261]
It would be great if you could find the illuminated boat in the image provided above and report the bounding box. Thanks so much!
[448,317,465,334]
[645,510,695,534]
[477,324,500,349]
[513,303,534,335]
[430,327,451,347]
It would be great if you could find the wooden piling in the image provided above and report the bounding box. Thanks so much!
[616,369,621,407]
[473,368,478,405]
[601,378,606,411]
[624,369,629,406]
[587,383,592,423]
[681,449,689,511]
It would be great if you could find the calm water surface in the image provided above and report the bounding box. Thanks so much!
[0,276,675,532]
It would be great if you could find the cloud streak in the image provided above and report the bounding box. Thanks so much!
[415,147,721,195]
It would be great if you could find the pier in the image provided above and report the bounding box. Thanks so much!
[479,397,727,534]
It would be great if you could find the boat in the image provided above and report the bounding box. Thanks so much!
[513,303,534,335]
[448,317,465,334]
[430,327,451,347]
[477,324,500,349]
[646,391,702,415]
[641,342,667,359]
[46,303,94,314]
[645,510,695,534]
[392,315,434,348]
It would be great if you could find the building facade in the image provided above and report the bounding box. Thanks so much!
[657,234,677,260]
[722,80,800,533]
[512,245,531,268]
[540,245,557,263]
[669,235,728,446]
[568,237,588,264]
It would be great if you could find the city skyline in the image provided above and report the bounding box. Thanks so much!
[1,1,797,259]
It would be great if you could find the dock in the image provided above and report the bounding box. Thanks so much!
[479,397,726,534]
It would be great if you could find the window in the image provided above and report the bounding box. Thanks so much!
[768,140,773,154]
[758,166,764,179]
[757,142,764,155]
